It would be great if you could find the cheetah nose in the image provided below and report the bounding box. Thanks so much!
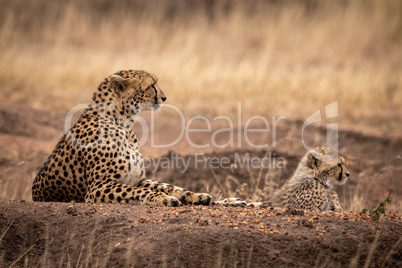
[345,173,350,177]
[161,96,166,102]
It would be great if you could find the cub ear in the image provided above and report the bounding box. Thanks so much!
[110,75,130,92]
[307,150,323,168]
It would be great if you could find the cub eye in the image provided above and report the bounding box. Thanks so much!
[337,163,342,167]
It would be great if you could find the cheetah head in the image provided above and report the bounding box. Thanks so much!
[93,70,166,117]
[306,146,350,186]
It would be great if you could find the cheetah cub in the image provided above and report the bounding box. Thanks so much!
[272,147,350,212]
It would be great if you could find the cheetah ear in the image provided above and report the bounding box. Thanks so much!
[110,75,130,92]
[307,151,323,168]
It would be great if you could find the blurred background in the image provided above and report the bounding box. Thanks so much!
[1,0,401,130]
[0,0,401,212]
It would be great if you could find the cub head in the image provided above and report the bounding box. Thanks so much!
[94,70,166,116]
[306,146,350,185]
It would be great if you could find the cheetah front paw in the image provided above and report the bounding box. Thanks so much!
[179,192,212,205]
[212,197,247,207]
[333,206,343,213]
[151,194,181,207]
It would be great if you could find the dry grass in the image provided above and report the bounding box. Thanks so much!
[0,1,401,213]
[0,0,401,131]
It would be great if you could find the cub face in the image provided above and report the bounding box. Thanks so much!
[307,147,350,185]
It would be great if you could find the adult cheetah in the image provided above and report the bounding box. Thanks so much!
[32,70,211,206]
[272,146,350,212]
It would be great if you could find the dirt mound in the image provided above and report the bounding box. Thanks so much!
[0,102,402,266]
[0,201,401,267]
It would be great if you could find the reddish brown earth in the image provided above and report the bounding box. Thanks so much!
[0,101,401,267]
[1,201,401,267]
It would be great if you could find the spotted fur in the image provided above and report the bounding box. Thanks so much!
[272,147,350,212]
[32,70,212,206]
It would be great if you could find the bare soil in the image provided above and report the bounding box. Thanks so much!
[0,202,401,267]
[0,101,401,267]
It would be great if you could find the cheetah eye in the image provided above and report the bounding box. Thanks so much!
[337,163,341,167]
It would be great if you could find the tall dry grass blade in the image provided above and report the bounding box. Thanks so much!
[389,155,401,208]
[41,223,50,267]
[246,244,254,268]
[59,231,74,268]
[380,236,402,268]
[208,165,227,197]
[58,242,66,268]
[214,247,223,268]
[125,240,135,268]
[348,243,361,268]
[84,220,99,268]
[99,242,115,268]
[67,251,71,268]
[75,244,85,268]
[9,244,34,268]
[255,151,269,191]
[161,254,168,268]
[0,219,15,243]
[0,161,24,180]
[364,232,380,268]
